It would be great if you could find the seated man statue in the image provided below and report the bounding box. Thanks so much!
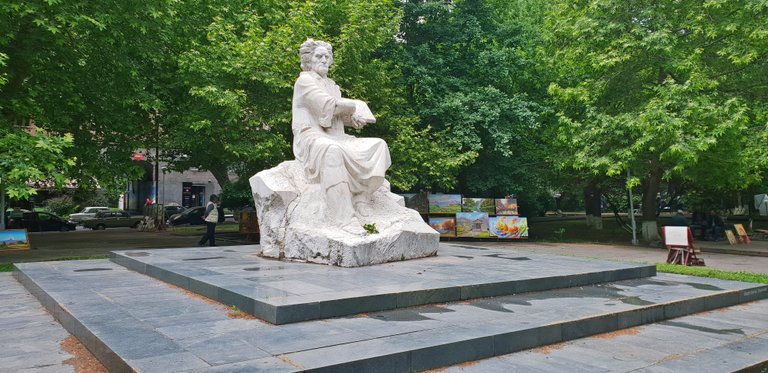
[249,39,438,267]
[292,38,390,234]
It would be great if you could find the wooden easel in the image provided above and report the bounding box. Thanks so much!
[733,224,751,244]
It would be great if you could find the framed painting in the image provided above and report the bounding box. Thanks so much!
[462,198,495,214]
[429,217,456,237]
[495,198,519,216]
[489,216,528,239]
[456,212,490,238]
[428,194,462,214]
[0,229,30,251]
[400,192,429,214]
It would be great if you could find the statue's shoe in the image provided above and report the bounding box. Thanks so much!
[354,201,375,218]
[340,218,367,235]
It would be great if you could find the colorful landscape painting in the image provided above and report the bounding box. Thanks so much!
[456,212,490,238]
[0,229,30,251]
[428,194,462,214]
[429,217,456,237]
[400,192,429,214]
[489,216,528,238]
[461,198,495,214]
[495,198,519,215]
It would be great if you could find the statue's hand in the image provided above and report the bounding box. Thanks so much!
[351,113,366,129]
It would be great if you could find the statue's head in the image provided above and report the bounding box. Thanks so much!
[300,38,333,76]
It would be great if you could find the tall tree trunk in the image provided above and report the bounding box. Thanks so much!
[209,165,231,191]
[640,168,663,241]
[0,185,5,230]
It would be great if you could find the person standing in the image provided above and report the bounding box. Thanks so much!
[670,209,689,226]
[198,194,220,247]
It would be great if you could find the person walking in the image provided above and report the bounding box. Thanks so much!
[198,194,220,247]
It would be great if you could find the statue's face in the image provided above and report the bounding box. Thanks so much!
[310,46,331,76]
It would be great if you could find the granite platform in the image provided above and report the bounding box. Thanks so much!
[12,243,768,372]
[109,244,656,324]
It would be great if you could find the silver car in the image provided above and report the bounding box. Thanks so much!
[69,207,110,223]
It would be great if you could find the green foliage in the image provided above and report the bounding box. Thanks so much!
[363,223,379,234]
[0,129,74,200]
[219,180,254,210]
[545,0,768,221]
[0,263,13,272]
[44,195,77,217]
[392,0,550,195]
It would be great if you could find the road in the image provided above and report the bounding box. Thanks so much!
[0,225,252,264]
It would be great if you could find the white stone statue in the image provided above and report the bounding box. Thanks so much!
[292,39,389,234]
[250,39,439,267]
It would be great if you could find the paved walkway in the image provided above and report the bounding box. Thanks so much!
[450,242,768,275]
[0,273,74,372]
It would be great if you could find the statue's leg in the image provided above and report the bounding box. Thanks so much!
[353,176,385,218]
[323,145,364,234]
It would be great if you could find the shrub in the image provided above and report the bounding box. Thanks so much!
[45,195,78,217]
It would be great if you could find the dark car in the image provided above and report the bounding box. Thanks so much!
[164,205,186,217]
[7,212,77,232]
[82,211,143,230]
[167,206,205,226]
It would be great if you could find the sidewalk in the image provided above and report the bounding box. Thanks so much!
[697,237,768,257]
[450,241,768,275]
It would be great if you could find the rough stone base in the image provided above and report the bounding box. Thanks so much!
[250,160,439,267]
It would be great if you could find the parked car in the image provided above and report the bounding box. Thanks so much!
[6,212,77,232]
[167,206,205,226]
[69,207,111,223]
[164,205,186,217]
[82,211,143,230]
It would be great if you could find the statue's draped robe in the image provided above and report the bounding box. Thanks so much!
[292,71,391,194]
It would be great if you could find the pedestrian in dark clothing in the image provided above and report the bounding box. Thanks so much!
[670,209,688,227]
[705,210,725,241]
[198,194,220,247]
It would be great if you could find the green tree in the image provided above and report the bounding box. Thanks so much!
[393,0,549,197]
[546,0,768,240]
[0,129,75,227]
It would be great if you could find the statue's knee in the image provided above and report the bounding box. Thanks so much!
[325,145,344,167]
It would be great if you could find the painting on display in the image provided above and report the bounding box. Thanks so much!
[429,217,456,237]
[428,194,462,214]
[489,216,528,239]
[400,192,429,214]
[456,212,490,238]
[495,198,519,215]
[461,198,495,214]
[0,229,30,251]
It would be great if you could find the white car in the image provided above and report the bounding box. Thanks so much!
[69,207,111,223]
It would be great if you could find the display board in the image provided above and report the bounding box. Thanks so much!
[0,229,30,251]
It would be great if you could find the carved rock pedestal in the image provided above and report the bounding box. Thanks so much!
[250,161,439,267]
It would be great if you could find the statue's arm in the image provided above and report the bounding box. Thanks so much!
[296,76,358,129]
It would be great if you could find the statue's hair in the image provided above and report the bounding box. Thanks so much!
[299,38,333,71]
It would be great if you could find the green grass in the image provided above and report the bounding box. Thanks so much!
[167,224,240,235]
[0,255,109,273]
[656,263,768,284]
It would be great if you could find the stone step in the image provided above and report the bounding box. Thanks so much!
[14,258,767,372]
[109,244,656,324]
[441,299,768,372]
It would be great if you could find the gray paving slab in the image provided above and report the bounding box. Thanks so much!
[12,253,768,372]
[111,244,656,324]
[0,273,75,373]
[443,299,768,373]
